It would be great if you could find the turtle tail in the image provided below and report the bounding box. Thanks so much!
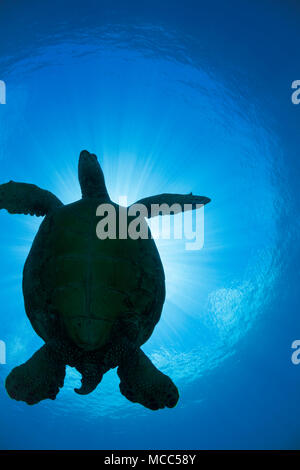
[74,363,104,395]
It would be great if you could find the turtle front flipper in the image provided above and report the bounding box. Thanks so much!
[5,345,66,405]
[0,181,63,216]
[117,349,179,410]
[131,193,211,218]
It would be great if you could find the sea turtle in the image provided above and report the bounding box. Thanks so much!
[0,150,210,410]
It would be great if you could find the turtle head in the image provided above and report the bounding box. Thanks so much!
[78,150,109,199]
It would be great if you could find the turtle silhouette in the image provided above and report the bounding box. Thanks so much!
[0,150,210,410]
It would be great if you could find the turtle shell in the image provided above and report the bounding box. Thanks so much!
[23,199,165,351]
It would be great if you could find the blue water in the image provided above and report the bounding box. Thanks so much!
[0,0,299,450]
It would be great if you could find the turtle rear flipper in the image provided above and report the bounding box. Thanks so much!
[118,349,179,410]
[0,181,63,216]
[5,345,66,405]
